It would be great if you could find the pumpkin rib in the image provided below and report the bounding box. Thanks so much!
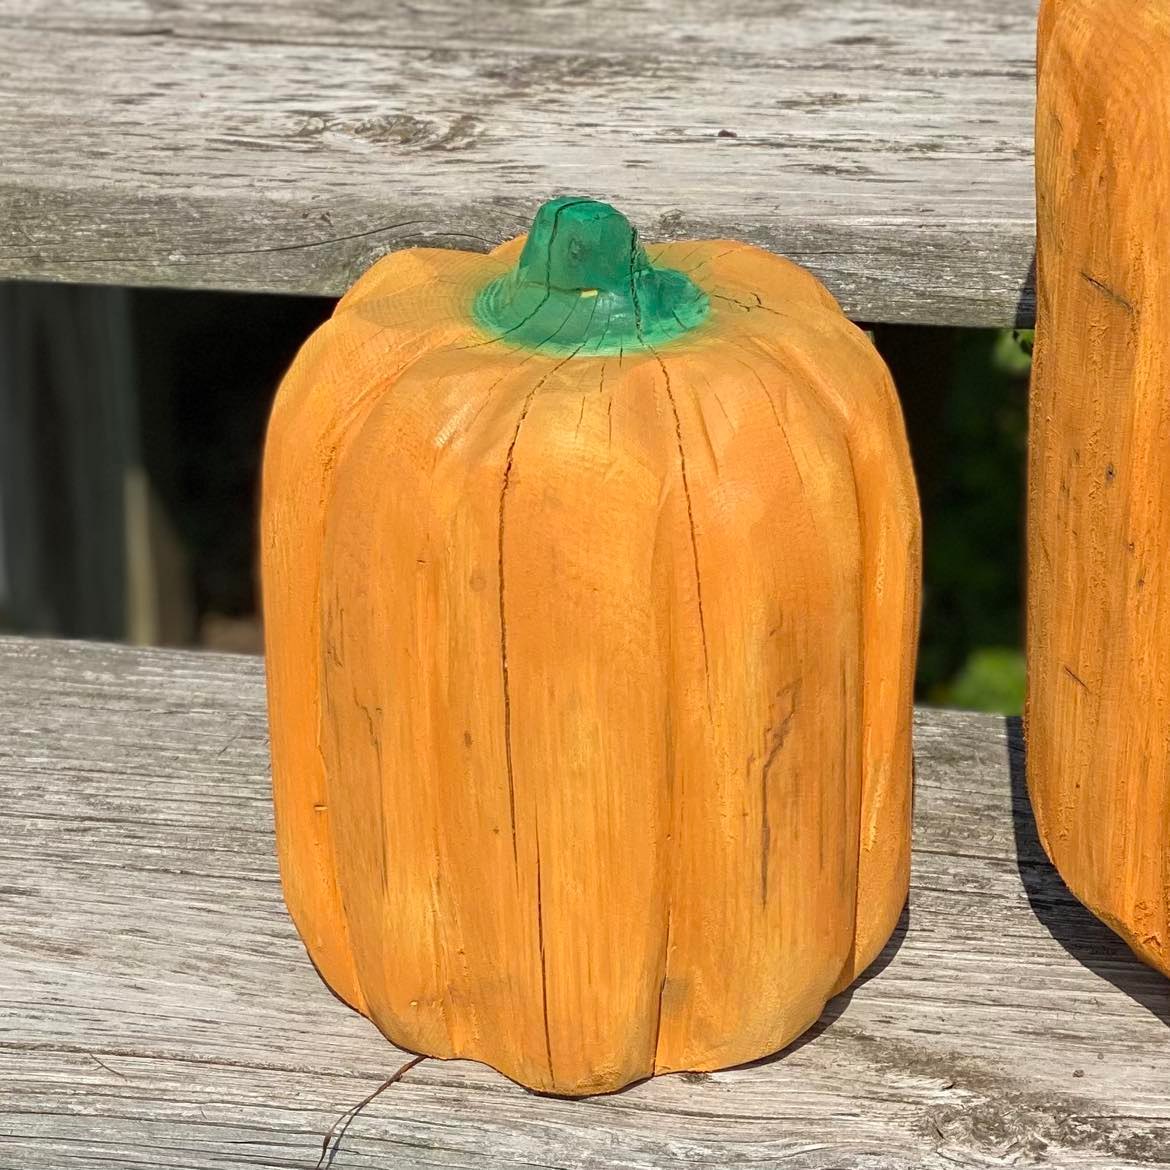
[317,350,489,1057]
[264,268,490,1019]
[647,342,862,1073]
[642,345,703,1076]
[718,350,821,914]
[760,333,870,993]
[265,322,473,1017]
[316,345,636,1088]
[716,308,918,991]
[649,347,713,705]
[512,350,674,1092]
[495,344,594,1089]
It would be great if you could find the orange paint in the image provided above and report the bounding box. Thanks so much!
[261,200,921,1094]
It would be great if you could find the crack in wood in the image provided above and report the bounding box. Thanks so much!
[352,696,387,897]
[760,681,800,904]
[497,342,586,872]
[734,353,807,492]
[1080,271,1136,315]
[649,353,712,710]
[651,902,674,1070]
[534,827,555,1086]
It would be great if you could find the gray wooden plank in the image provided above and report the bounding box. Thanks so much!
[0,0,1037,325]
[2,635,1169,1168]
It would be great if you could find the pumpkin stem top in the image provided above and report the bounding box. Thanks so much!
[473,197,709,355]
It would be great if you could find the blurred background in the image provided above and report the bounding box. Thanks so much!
[0,280,1030,714]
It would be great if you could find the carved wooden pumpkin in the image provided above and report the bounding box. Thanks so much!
[261,197,921,1094]
[1028,0,1170,976]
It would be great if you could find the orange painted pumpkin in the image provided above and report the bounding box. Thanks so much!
[1027,0,1170,976]
[261,198,921,1095]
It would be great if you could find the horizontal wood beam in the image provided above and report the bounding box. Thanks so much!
[0,0,1037,325]
[1,634,1167,1167]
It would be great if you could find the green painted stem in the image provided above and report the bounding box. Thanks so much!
[473,197,709,355]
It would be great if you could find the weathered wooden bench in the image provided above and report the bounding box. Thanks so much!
[2,0,1169,1166]
[2,0,1033,324]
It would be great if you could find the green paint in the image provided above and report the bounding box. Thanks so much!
[473,197,709,355]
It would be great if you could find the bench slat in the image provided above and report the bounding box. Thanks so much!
[0,0,1036,324]
[0,635,1167,1168]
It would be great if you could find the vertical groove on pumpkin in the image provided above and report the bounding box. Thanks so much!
[839,429,870,987]
[497,349,584,876]
[752,337,872,986]
[495,382,536,876]
[494,348,583,1088]
[650,351,712,716]
[652,574,678,1075]
[733,354,808,910]
[643,332,707,1074]
[534,816,554,1086]
[651,903,673,1073]
[733,351,807,493]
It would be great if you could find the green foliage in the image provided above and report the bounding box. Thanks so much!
[903,327,1030,715]
[934,647,1026,715]
[997,329,1034,375]
[1010,329,1034,359]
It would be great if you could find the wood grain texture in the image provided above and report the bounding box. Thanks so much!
[1026,0,1170,976]
[2,635,1169,1167]
[0,0,1037,325]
